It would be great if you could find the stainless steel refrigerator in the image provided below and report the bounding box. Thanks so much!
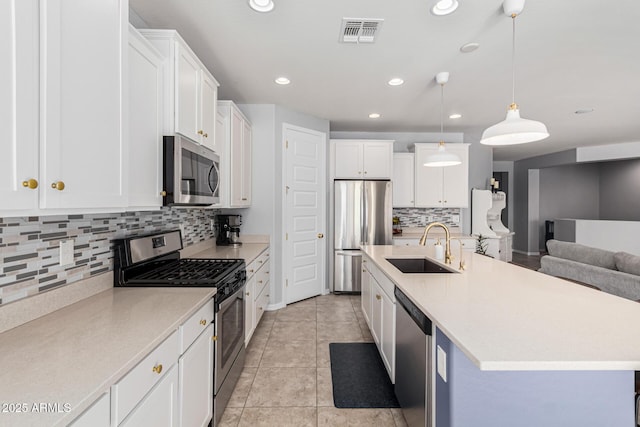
[334,180,392,292]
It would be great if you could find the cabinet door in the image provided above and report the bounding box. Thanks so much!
[334,141,363,178]
[200,72,217,152]
[68,392,110,427]
[0,0,39,212]
[392,153,414,207]
[229,107,244,207]
[361,263,372,327]
[380,292,396,383]
[244,275,256,345]
[128,26,163,209]
[121,365,178,427]
[175,43,200,143]
[40,0,127,209]
[414,145,444,207]
[179,324,213,427]
[241,120,252,205]
[363,142,393,179]
[442,144,469,207]
[371,279,382,346]
[215,110,228,205]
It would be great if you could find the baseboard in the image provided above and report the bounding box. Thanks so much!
[265,301,286,311]
[512,249,541,256]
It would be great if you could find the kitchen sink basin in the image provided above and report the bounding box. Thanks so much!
[386,258,457,274]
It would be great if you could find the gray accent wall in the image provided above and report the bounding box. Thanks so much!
[599,158,640,220]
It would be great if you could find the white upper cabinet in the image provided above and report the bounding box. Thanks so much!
[218,101,252,208]
[414,143,469,208]
[140,30,219,151]
[392,153,415,207]
[0,0,39,212]
[128,25,163,209]
[0,0,128,214]
[332,140,394,179]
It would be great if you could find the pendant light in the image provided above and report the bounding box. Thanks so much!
[424,72,462,167]
[480,0,549,146]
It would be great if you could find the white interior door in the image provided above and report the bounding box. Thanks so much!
[284,124,326,304]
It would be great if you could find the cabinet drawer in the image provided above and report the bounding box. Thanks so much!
[255,250,269,269]
[112,330,179,425]
[256,285,270,325]
[254,259,270,300]
[246,258,258,278]
[180,299,214,353]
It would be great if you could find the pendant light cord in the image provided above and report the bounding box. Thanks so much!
[511,14,517,107]
[440,83,444,137]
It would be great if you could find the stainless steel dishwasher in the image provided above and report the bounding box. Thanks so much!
[395,287,433,427]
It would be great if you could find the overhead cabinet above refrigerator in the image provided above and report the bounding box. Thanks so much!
[333,180,392,292]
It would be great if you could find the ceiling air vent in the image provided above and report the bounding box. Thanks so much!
[340,18,384,43]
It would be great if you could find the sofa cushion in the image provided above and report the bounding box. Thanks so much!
[614,252,640,276]
[546,240,616,270]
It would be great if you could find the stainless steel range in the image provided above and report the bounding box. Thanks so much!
[113,230,246,427]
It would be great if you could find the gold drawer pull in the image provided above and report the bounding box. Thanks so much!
[22,179,38,189]
[249,269,254,273]
[266,271,270,274]
[160,190,167,196]
[375,294,381,300]
[258,260,263,264]
[152,364,163,374]
[246,291,250,296]
[199,319,207,326]
[212,335,217,341]
[258,280,263,284]
[51,181,65,191]
[203,133,208,138]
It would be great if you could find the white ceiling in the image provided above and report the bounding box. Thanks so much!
[130,0,640,161]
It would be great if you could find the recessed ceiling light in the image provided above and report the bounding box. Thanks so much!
[575,108,594,114]
[460,42,480,53]
[249,0,274,13]
[449,113,462,119]
[388,78,404,86]
[274,77,290,85]
[369,113,381,119]
[431,0,459,16]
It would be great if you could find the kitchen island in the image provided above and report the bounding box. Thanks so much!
[361,244,638,427]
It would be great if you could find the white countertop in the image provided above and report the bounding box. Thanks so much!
[187,242,269,264]
[361,244,640,371]
[0,287,216,427]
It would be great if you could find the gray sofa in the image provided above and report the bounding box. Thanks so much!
[539,240,640,301]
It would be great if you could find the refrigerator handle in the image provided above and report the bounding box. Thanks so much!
[362,183,368,245]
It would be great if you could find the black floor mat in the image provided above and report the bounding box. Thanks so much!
[329,342,400,408]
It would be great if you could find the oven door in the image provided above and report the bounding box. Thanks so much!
[214,284,245,393]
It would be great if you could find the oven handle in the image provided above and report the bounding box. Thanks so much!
[217,283,246,313]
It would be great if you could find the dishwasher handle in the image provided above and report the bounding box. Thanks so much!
[395,287,432,335]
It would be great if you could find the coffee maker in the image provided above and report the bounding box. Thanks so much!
[215,214,243,246]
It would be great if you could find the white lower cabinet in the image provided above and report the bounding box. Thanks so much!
[120,364,178,427]
[68,392,110,427]
[245,247,270,345]
[112,299,214,427]
[362,255,396,383]
[179,323,214,427]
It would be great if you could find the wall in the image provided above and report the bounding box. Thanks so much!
[0,208,216,306]
[599,158,640,220]
[538,163,600,250]
[237,104,330,307]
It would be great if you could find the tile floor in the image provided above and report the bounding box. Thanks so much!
[218,293,408,427]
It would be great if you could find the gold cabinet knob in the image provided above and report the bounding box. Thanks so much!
[258,280,263,284]
[249,269,254,273]
[199,319,207,326]
[375,294,381,300]
[266,271,270,274]
[51,181,65,191]
[259,307,263,311]
[203,133,208,138]
[152,364,163,374]
[22,179,38,189]
[246,291,250,296]
[212,335,218,341]
[198,130,204,135]
[258,260,263,264]
[160,190,167,197]
[317,233,324,239]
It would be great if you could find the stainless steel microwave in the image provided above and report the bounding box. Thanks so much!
[163,135,220,206]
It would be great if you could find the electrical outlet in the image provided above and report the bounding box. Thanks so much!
[437,345,447,382]
[421,215,427,224]
[451,214,460,224]
[59,239,74,266]
[179,224,186,238]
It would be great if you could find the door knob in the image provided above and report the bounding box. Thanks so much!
[317,233,324,238]
[22,179,38,189]
[51,181,65,191]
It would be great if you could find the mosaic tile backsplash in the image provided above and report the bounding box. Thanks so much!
[393,207,461,228]
[0,208,218,306]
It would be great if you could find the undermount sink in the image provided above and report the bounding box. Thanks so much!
[386,258,457,274]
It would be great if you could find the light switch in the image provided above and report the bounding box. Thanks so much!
[59,239,74,266]
[437,345,447,382]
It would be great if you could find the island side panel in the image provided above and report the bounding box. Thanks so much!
[435,329,634,427]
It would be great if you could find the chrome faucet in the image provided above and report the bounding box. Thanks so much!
[419,222,452,264]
